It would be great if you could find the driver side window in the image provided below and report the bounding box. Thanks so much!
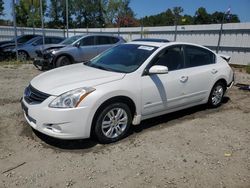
[154,46,184,71]
[79,36,95,46]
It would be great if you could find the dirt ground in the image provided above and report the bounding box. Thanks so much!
[0,64,249,188]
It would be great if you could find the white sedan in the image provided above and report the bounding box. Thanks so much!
[21,41,234,143]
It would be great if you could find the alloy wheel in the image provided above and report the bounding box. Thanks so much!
[101,108,128,139]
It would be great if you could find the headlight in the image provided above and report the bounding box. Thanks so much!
[43,49,55,54]
[49,87,95,108]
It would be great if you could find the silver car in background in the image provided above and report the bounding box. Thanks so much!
[12,36,64,60]
[33,34,126,69]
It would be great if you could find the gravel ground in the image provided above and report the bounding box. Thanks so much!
[0,64,249,188]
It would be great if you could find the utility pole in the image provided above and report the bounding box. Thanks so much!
[174,17,178,41]
[217,7,230,53]
[31,0,35,34]
[40,0,45,47]
[216,13,226,53]
[66,0,69,38]
[12,0,18,60]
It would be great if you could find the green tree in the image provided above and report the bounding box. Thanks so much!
[73,0,106,28]
[46,0,74,28]
[104,0,137,27]
[0,0,4,17]
[194,7,211,24]
[141,9,175,26]
[16,0,46,27]
[181,15,194,25]
[211,11,240,24]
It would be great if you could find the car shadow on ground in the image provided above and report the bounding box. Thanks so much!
[33,129,98,150]
[33,97,230,150]
[130,97,230,135]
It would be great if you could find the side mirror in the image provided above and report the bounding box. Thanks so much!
[74,42,80,48]
[148,65,168,74]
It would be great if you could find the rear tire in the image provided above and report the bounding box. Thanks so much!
[208,81,226,108]
[56,56,71,67]
[94,102,132,144]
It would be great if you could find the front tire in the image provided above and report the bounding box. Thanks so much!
[56,56,71,67]
[94,103,132,144]
[208,81,226,107]
[18,51,29,61]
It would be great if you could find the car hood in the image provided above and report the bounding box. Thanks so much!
[30,64,125,95]
[0,42,15,49]
[0,40,12,46]
[36,44,66,51]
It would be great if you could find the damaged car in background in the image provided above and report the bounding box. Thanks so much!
[0,34,39,60]
[11,36,65,61]
[33,34,126,70]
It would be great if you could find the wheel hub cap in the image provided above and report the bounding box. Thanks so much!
[101,108,128,139]
[212,85,224,105]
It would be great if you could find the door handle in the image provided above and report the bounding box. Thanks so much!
[180,76,188,83]
[211,69,218,74]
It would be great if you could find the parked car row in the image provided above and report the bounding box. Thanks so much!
[0,34,65,61]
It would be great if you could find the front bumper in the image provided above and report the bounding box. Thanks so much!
[21,97,93,139]
[33,58,53,70]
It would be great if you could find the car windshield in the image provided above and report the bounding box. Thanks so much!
[25,37,41,45]
[86,44,157,73]
[61,35,83,45]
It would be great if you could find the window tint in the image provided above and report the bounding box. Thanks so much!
[80,36,95,46]
[51,38,63,44]
[110,37,119,44]
[185,46,215,68]
[153,46,184,71]
[17,35,36,43]
[61,35,82,45]
[34,38,43,45]
[97,36,112,45]
[45,38,51,44]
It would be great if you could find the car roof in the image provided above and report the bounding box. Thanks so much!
[133,38,170,43]
[128,41,214,52]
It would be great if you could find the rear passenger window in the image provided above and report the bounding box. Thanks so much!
[153,46,184,71]
[97,36,112,45]
[51,38,62,44]
[185,46,215,68]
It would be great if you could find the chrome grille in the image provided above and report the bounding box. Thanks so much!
[24,85,50,104]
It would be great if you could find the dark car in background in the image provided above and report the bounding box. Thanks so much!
[0,34,39,60]
[34,34,126,70]
[11,36,65,61]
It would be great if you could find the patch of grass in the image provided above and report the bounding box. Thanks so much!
[246,64,250,74]
[0,60,32,67]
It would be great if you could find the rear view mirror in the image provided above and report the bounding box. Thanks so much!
[148,65,168,74]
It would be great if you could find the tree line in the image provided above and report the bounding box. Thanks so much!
[141,7,240,26]
[0,0,240,28]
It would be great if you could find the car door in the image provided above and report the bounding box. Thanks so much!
[141,45,188,116]
[75,36,97,62]
[183,45,216,103]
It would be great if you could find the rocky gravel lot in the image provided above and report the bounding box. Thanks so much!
[0,64,249,188]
